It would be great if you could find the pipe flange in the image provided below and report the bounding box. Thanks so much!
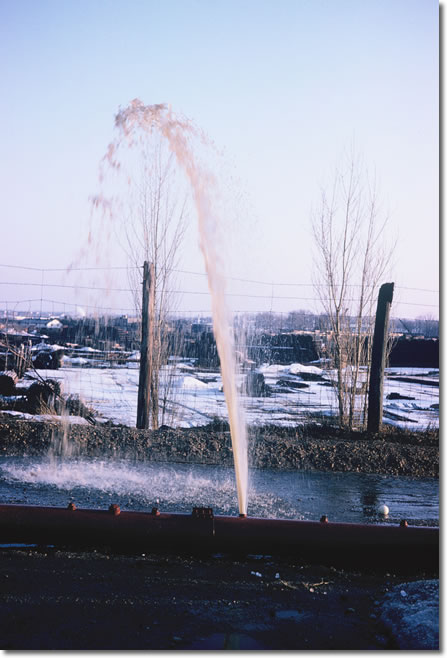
[109,504,121,516]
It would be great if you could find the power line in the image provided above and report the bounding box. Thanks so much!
[0,263,439,294]
[0,296,439,317]
[0,298,137,313]
[0,281,440,307]
[0,281,135,293]
[0,263,141,273]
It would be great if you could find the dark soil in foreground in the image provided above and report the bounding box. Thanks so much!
[0,418,439,478]
[0,547,438,650]
[0,419,439,650]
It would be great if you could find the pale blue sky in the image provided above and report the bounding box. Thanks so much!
[0,0,439,318]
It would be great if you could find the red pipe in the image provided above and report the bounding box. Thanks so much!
[0,504,438,572]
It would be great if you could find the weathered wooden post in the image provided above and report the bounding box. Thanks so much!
[137,261,155,429]
[367,282,394,433]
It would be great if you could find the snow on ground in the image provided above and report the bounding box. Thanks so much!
[62,356,90,366]
[0,410,90,425]
[287,363,323,376]
[26,363,439,430]
[179,375,209,389]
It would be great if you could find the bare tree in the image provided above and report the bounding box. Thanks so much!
[414,315,439,338]
[123,140,188,429]
[312,150,393,429]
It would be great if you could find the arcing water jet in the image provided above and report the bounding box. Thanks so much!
[104,100,248,514]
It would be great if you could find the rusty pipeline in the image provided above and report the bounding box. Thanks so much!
[0,503,438,572]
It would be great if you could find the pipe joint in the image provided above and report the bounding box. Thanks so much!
[192,507,214,519]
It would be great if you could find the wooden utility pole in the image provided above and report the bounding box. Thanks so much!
[367,282,394,433]
[137,261,155,429]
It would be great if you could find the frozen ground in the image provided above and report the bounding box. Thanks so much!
[19,362,438,430]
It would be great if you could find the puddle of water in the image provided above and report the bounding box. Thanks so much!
[0,457,438,526]
[275,610,307,621]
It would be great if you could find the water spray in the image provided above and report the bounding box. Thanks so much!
[107,100,248,515]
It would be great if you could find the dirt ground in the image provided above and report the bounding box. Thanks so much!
[0,546,437,650]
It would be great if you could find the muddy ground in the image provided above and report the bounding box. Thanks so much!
[0,546,438,650]
[0,417,439,478]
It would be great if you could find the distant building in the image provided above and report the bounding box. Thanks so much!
[46,319,63,330]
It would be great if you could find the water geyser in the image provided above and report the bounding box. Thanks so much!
[105,100,248,514]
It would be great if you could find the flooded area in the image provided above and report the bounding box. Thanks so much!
[0,456,438,527]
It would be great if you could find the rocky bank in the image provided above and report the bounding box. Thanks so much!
[0,418,438,478]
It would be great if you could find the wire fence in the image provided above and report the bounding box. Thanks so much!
[0,262,439,320]
[0,263,439,430]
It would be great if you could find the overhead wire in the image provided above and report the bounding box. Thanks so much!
[0,262,439,294]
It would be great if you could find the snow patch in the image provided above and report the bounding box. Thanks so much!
[0,410,90,424]
[62,356,89,366]
[287,363,323,376]
[180,376,209,389]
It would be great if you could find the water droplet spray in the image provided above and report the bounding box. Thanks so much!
[105,100,248,515]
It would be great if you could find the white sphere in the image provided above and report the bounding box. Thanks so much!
[378,504,389,516]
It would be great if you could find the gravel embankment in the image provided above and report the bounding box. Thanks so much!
[0,418,438,478]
